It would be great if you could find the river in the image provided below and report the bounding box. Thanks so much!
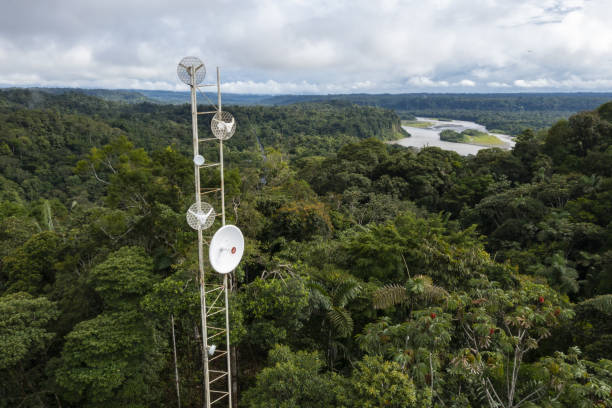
[392,117,515,156]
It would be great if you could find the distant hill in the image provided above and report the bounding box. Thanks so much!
[5,87,275,106]
[138,90,272,105]
[4,87,612,134]
[258,92,612,112]
[8,87,612,111]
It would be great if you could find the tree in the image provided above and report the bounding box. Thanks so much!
[536,347,612,407]
[341,355,418,408]
[240,345,342,408]
[55,310,165,408]
[356,309,453,405]
[450,276,574,408]
[340,211,491,287]
[1,231,64,295]
[88,246,156,310]
[0,293,59,407]
[372,274,448,315]
[308,269,362,369]
[239,276,310,351]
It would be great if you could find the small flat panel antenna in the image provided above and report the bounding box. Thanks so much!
[211,111,236,140]
[209,225,244,274]
[193,155,205,166]
[177,56,206,85]
[186,202,216,230]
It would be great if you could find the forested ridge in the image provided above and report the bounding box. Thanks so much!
[1,88,612,407]
[17,88,612,135]
[263,93,612,136]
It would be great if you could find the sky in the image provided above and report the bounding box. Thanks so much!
[1,0,612,94]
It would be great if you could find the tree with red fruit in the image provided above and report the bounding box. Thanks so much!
[449,275,574,408]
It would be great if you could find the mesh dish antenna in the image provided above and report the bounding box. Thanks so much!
[177,56,206,85]
[211,111,236,140]
[186,202,216,230]
[209,225,244,274]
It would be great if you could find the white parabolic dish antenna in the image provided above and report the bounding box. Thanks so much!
[209,225,244,274]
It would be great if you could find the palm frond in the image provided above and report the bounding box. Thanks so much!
[410,275,448,304]
[579,294,612,315]
[306,282,332,311]
[373,284,408,309]
[327,306,354,338]
[334,280,362,307]
[422,284,449,303]
[307,281,330,297]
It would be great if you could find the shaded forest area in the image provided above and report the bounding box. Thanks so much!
[1,88,612,407]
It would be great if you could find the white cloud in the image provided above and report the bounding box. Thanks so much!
[514,76,612,89]
[514,78,554,88]
[487,82,511,88]
[458,79,476,87]
[408,77,450,87]
[0,0,611,93]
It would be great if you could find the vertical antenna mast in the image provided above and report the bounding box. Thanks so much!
[178,56,243,408]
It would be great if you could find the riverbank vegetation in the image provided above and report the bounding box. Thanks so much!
[439,128,506,147]
[401,120,433,128]
[1,88,612,407]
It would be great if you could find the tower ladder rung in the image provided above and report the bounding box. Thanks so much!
[206,307,226,317]
[210,392,229,405]
[204,282,224,288]
[208,350,228,362]
[206,286,225,310]
[199,163,220,168]
[200,188,222,196]
[209,372,228,385]
[199,137,218,142]
[205,286,224,294]
[208,330,226,340]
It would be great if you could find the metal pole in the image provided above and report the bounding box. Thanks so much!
[217,67,225,226]
[218,65,232,407]
[217,66,221,112]
[171,314,181,408]
[224,274,232,407]
[191,67,211,408]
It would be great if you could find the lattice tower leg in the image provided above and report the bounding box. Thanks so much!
[190,65,233,408]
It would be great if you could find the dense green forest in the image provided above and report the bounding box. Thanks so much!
[1,88,612,407]
[263,93,612,136]
[19,88,612,135]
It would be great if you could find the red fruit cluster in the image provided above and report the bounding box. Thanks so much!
[430,312,437,319]
[538,296,545,304]
[489,328,495,335]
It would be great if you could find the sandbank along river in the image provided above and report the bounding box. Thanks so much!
[393,117,515,156]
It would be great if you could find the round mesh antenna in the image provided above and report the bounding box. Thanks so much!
[186,202,216,230]
[177,56,206,85]
[211,111,236,140]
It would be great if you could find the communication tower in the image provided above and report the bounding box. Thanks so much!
[177,56,244,408]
